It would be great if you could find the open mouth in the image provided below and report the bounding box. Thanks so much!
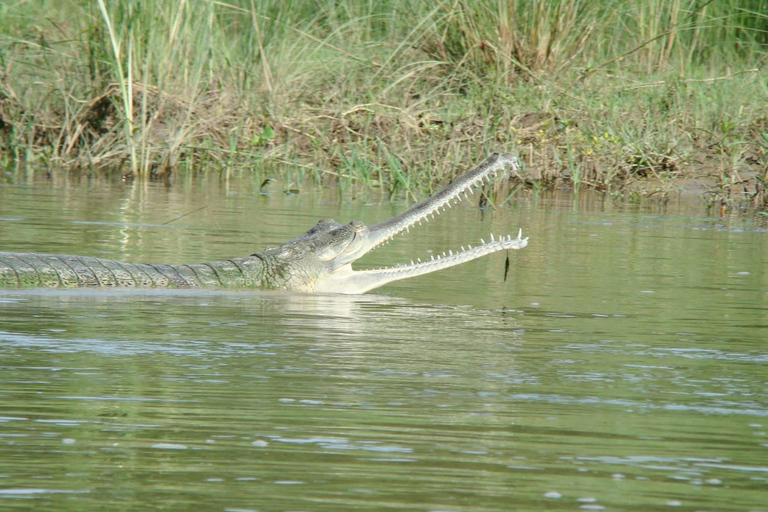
[359,153,527,274]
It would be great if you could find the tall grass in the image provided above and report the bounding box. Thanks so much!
[418,0,766,77]
[0,0,766,205]
[95,0,136,174]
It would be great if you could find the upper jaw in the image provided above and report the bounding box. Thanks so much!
[366,153,519,250]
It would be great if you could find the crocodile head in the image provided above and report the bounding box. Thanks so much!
[256,153,529,294]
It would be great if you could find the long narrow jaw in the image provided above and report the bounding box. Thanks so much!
[367,153,521,248]
[315,153,528,294]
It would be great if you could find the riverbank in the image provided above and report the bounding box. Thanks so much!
[1,0,766,209]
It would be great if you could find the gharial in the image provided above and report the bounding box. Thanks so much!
[0,153,529,294]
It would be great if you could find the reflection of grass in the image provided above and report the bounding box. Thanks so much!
[0,0,765,204]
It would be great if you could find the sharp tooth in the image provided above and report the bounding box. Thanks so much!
[491,233,495,242]
[431,255,434,261]
[410,260,414,265]
[417,258,421,263]
[518,228,522,239]
[468,244,472,249]
[461,246,465,251]
[481,238,486,244]
[464,192,469,200]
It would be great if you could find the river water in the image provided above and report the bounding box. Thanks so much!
[1,175,767,511]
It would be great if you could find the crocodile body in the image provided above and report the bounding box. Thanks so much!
[0,254,268,289]
[0,153,529,294]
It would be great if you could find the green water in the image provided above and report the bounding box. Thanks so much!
[1,177,767,511]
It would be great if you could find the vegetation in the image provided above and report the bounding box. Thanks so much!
[1,0,766,207]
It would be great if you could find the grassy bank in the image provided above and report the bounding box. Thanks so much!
[1,0,767,208]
